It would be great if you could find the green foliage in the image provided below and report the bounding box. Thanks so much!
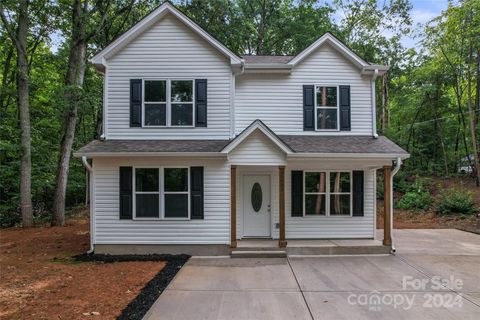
[1,0,479,228]
[396,185,432,212]
[436,188,477,215]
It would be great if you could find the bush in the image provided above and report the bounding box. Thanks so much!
[395,178,432,211]
[436,188,477,215]
[396,189,431,211]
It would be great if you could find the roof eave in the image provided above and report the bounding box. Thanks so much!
[287,153,410,160]
[74,151,228,158]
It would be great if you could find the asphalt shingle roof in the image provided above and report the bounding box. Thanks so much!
[76,139,229,154]
[242,55,294,64]
[76,136,407,156]
[278,135,408,154]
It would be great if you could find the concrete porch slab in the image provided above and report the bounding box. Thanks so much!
[235,239,390,256]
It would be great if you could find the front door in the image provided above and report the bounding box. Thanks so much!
[243,175,271,237]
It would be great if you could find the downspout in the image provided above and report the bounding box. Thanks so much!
[390,157,402,254]
[81,156,94,254]
[371,69,379,138]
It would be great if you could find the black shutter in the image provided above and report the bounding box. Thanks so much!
[339,85,351,131]
[190,166,204,219]
[195,79,207,127]
[291,170,303,217]
[352,170,364,216]
[130,79,142,127]
[119,166,133,219]
[303,85,315,131]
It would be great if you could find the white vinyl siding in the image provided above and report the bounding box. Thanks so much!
[228,129,286,165]
[92,157,230,244]
[105,13,232,139]
[235,43,373,135]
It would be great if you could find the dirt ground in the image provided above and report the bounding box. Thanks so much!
[377,176,480,233]
[0,215,165,320]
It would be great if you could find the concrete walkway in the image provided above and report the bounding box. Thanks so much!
[144,229,480,320]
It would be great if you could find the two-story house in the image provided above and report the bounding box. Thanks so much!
[76,2,409,255]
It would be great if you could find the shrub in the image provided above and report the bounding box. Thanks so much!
[436,188,477,215]
[395,178,432,211]
[396,189,431,211]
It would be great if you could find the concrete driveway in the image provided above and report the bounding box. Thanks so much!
[144,229,480,320]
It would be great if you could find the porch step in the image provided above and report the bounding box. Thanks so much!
[230,250,287,258]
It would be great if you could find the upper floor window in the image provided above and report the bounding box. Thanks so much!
[315,86,338,130]
[143,79,194,127]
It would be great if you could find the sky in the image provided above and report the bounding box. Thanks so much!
[402,0,450,48]
[49,0,451,53]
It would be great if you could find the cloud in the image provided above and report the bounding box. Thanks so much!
[411,9,439,25]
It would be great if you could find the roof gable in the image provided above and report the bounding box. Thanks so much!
[289,33,368,68]
[222,120,293,154]
[91,2,242,69]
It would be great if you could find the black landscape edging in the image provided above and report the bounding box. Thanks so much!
[72,253,190,320]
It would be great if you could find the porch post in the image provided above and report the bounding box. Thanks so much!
[278,166,287,248]
[383,166,392,246]
[230,165,237,248]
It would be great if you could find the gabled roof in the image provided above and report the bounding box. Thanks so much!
[221,120,294,154]
[288,32,388,74]
[90,2,243,70]
[289,32,368,67]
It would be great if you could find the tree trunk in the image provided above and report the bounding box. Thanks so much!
[1,0,34,227]
[17,0,34,227]
[52,0,87,226]
[467,52,480,186]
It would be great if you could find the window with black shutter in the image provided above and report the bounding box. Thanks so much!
[120,166,205,220]
[130,79,207,128]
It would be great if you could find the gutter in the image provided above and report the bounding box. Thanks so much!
[371,69,379,138]
[389,157,402,254]
[81,156,95,254]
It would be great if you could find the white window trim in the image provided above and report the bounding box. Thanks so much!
[314,85,340,132]
[142,79,195,128]
[303,170,352,217]
[133,166,191,220]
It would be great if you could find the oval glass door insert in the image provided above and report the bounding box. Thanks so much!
[251,182,263,212]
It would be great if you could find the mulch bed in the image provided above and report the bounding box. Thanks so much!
[73,254,190,320]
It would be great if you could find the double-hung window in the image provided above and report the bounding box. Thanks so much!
[143,79,194,127]
[164,168,189,218]
[304,171,351,216]
[133,167,190,219]
[315,86,338,130]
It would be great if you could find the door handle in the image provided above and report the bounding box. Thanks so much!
[267,204,271,212]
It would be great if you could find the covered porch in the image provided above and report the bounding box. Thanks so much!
[229,164,395,256]
[222,120,409,255]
